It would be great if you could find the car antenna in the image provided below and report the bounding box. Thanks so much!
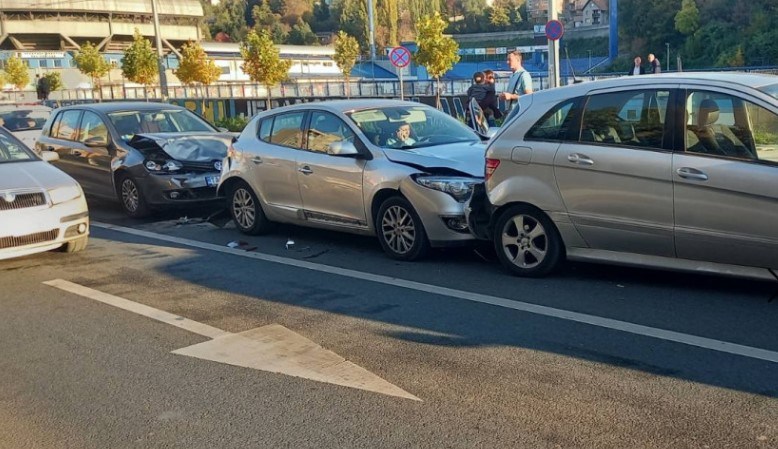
[564,45,582,84]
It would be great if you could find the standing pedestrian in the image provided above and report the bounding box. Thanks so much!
[35,75,44,101]
[647,53,661,74]
[40,75,51,101]
[628,56,645,76]
[499,50,533,114]
[481,70,502,126]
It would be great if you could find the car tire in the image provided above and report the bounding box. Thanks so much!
[493,205,563,277]
[376,196,429,261]
[60,236,88,253]
[230,181,271,235]
[117,174,150,218]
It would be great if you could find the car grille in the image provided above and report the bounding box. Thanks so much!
[0,191,47,211]
[0,229,58,249]
[181,161,219,173]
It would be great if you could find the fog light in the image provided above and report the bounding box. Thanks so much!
[170,191,181,199]
[443,216,469,232]
[78,223,87,234]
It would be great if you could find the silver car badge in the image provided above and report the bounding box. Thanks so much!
[214,161,222,171]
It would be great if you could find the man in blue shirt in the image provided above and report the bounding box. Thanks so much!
[500,50,533,114]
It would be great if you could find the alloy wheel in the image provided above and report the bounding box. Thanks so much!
[232,187,256,230]
[501,214,548,269]
[121,179,139,213]
[381,205,416,255]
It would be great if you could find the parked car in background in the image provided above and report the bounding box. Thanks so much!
[36,102,233,217]
[0,103,52,149]
[219,100,485,260]
[0,126,89,260]
[467,72,778,282]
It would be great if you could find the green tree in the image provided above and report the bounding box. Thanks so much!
[42,72,63,94]
[333,31,360,98]
[240,29,292,109]
[121,29,159,94]
[176,41,223,96]
[208,0,249,41]
[287,19,319,45]
[338,0,369,52]
[74,41,112,100]
[5,56,29,91]
[414,12,459,108]
[490,6,510,29]
[675,0,700,35]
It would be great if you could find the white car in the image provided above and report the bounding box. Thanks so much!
[0,127,89,260]
[0,103,52,149]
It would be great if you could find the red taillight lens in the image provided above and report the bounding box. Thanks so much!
[485,158,500,181]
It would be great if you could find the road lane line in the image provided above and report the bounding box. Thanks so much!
[92,221,778,364]
[43,279,230,339]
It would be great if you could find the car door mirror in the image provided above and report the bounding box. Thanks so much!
[41,150,59,162]
[327,140,359,157]
[84,136,108,148]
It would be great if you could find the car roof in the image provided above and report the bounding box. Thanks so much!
[55,101,189,113]
[265,99,429,115]
[548,72,778,98]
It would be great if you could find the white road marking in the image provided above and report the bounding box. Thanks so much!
[91,221,778,364]
[43,279,230,339]
[43,279,420,401]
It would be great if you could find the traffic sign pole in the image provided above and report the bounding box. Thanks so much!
[398,67,404,101]
[546,1,562,89]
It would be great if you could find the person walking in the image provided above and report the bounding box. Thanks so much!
[481,69,502,126]
[648,53,661,74]
[35,75,44,101]
[628,56,645,76]
[499,50,533,114]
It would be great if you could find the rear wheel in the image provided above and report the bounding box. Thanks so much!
[117,174,150,218]
[376,196,429,261]
[493,205,563,277]
[60,236,88,253]
[230,181,271,235]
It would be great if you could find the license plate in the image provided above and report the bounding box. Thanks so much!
[205,175,219,187]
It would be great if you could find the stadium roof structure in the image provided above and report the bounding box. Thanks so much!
[0,0,203,53]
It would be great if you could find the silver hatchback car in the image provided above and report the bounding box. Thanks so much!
[219,100,485,260]
[468,72,778,281]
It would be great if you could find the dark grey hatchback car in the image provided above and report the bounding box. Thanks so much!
[36,102,233,217]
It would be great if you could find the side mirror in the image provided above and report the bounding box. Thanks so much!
[84,136,108,148]
[327,140,359,157]
[41,150,59,162]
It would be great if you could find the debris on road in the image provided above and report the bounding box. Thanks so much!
[206,209,233,228]
[227,240,257,251]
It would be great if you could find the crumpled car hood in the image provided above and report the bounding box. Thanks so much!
[128,132,233,161]
[382,141,486,177]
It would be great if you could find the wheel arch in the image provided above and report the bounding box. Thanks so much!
[369,188,405,230]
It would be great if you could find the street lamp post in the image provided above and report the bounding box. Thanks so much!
[665,42,670,72]
[151,0,168,98]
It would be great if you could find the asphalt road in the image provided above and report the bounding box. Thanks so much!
[1,196,776,449]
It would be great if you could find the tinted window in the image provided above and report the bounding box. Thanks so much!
[685,90,776,163]
[580,90,669,149]
[0,108,49,131]
[307,112,355,153]
[77,111,109,144]
[258,118,272,143]
[269,112,305,148]
[53,110,82,141]
[525,100,576,141]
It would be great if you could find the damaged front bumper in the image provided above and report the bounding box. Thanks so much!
[464,182,494,241]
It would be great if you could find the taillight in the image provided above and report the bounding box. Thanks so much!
[485,158,500,181]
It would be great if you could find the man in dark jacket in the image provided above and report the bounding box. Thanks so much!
[628,56,645,76]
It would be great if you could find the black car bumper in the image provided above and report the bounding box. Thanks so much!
[464,183,494,241]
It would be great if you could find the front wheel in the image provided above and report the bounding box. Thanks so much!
[376,196,429,261]
[230,181,272,235]
[493,205,563,277]
[117,174,150,218]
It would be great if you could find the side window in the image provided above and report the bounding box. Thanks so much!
[525,99,576,141]
[258,118,272,143]
[269,112,305,149]
[53,110,82,141]
[77,111,109,144]
[580,90,669,149]
[685,91,761,161]
[306,112,355,153]
[48,112,64,137]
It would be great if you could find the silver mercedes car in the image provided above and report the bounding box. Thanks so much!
[218,100,486,260]
[467,72,778,282]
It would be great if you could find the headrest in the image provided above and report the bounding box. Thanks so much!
[698,99,720,126]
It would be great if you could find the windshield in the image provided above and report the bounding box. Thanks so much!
[758,83,778,100]
[0,130,35,163]
[346,105,480,150]
[108,109,216,142]
[0,108,50,131]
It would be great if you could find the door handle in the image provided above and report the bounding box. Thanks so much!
[252,156,263,164]
[298,166,313,175]
[72,149,84,157]
[676,167,709,181]
[567,153,594,166]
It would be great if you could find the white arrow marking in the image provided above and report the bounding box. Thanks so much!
[43,279,421,401]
